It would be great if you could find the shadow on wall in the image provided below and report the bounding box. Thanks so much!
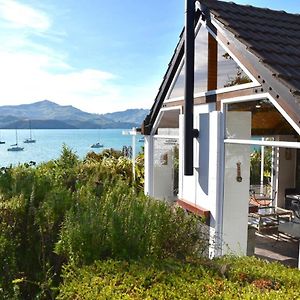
[198,113,210,195]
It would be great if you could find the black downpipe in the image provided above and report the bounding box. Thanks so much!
[184,0,195,176]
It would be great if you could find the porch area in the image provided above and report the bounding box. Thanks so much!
[254,230,299,268]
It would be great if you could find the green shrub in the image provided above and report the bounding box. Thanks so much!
[55,180,207,264]
[0,146,203,298]
[58,258,300,300]
[0,147,83,298]
[0,225,19,299]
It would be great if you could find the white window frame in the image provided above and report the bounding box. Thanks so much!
[221,92,300,142]
[150,105,182,136]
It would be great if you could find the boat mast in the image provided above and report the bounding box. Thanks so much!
[15,129,18,146]
[29,120,32,139]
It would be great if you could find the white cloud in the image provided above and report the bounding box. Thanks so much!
[0,1,155,114]
[0,40,153,114]
[0,49,124,113]
[0,0,50,31]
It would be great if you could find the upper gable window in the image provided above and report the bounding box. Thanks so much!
[166,25,253,101]
[167,26,208,99]
[218,47,251,89]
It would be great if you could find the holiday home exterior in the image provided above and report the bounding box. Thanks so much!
[141,0,300,260]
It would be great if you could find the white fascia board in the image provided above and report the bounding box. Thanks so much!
[220,93,270,113]
[165,19,203,101]
[164,82,259,104]
[150,106,182,136]
[225,139,300,149]
[268,94,300,136]
[220,93,300,136]
[153,135,179,140]
[165,59,184,101]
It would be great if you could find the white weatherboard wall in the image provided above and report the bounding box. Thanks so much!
[181,103,216,206]
[180,103,223,258]
[153,149,174,200]
[222,112,251,255]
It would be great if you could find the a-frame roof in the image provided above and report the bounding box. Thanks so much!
[202,0,300,98]
[142,0,300,135]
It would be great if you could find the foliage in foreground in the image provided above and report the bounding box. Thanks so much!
[58,257,300,300]
[1,146,299,299]
[55,180,205,265]
[0,146,205,299]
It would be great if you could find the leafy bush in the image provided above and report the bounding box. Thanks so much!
[0,146,206,298]
[58,257,300,300]
[55,180,207,264]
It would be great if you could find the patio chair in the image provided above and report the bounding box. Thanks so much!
[249,188,277,208]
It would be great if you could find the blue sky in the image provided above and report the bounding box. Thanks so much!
[0,0,298,113]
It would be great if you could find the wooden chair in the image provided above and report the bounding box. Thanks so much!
[249,189,277,208]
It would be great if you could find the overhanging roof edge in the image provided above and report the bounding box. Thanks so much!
[207,14,300,130]
[142,9,202,135]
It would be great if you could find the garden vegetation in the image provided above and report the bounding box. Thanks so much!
[0,146,299,299]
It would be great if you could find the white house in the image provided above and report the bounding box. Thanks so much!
[142,0,300,260]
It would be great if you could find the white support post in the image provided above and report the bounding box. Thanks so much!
[298,241,300,270]
[260,138,265,194]
[132,134,136,180]
[144,135,154,196]
[178,114,184,199]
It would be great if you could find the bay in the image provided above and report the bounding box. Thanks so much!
[0,129,143,167]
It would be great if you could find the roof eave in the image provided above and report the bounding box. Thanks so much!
[208,15,300,130]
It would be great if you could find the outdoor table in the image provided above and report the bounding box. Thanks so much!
[248,207,293,232]
[278,222,300,269]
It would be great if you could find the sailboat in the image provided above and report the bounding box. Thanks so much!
[90,130,104,148]
[90,142,104,148]
[24,120,36,143]
[7,130,24,151]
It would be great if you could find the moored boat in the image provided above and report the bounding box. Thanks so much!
[7,130,24,151]
[91,142,104,148]
[24,120,36,143]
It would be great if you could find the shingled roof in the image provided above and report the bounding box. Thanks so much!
[142,0,300,134]
[202,0,300,98]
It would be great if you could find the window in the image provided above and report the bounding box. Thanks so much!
[218,47,251,89]
[167,26,208,99]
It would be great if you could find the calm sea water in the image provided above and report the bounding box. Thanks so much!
[0,129,143,167]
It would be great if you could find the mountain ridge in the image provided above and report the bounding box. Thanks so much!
[0,100,149,129]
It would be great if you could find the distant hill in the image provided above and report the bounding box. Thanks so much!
[103,109,150,124]
[4,119,77,129]
[0,100,149,129]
